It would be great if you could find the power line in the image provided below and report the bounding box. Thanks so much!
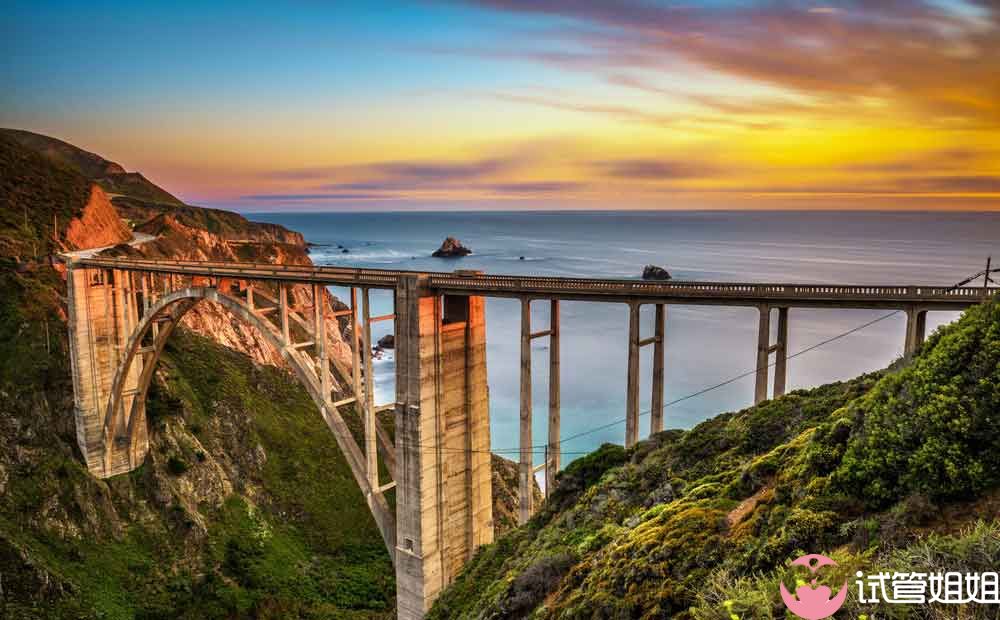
[369,266,995,456]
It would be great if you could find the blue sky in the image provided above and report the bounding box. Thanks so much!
[4,0,999,211]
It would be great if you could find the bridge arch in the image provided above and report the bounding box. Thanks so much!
[98,285,396,554]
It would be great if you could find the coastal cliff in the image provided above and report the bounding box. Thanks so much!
[0,131,541,619]
[63,185,133,250]
[0,131,396,618]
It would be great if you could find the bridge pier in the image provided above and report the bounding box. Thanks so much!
[546,299,560,497]
[650,304,666,434]
[518,298,561,516]
[67,264,148,477]
[904,306,928,358]
[626,302,641,447]
[625,303,668,446]
[773,307,789,398]
[519,297,532,523]
[394,275,494,620]
[754,305,789,404]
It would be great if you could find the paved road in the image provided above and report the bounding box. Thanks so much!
[62,232,156,259]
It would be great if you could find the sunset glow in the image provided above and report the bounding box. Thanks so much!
[4,0,999,210]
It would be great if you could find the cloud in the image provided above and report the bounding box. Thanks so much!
[449,0,1000,127]
[265,155,526,188]
[490,91,778,130]
[590,158,721,180]
[839,148,985,175]
[906,176,1000,193]
[240,193,387,201]
[252,152,582,200]
[734,175,1000,196]
[484,181,583,194]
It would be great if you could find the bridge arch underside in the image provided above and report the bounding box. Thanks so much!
[99,286,396,555]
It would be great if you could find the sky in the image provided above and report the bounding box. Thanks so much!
[3,0,999,211]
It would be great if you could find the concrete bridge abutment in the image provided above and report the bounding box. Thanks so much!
[394,275,494,620]
[67,264,149,477]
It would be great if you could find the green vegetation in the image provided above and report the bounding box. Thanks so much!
[0,318,395,619]
[0,139,393,618]
[430,299,1000,619]
[0,128,184,207]
[0,135,91,259]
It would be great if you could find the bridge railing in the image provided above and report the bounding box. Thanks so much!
[428,274,999,301]
[74,257,407,287]
[72,257,999,303]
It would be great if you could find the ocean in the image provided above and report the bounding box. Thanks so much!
[251,210,1000,466]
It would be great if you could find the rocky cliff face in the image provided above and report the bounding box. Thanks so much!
[62,185,132,250]
[106,211,354,377]
[491,454,544,536]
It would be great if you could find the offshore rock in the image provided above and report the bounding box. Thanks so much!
[642,265,672,280]
[432,236,472,257]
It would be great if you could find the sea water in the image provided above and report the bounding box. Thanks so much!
[251,210,1000,466]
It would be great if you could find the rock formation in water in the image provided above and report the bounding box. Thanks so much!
[642,264,672,280]
[432,236,472,257]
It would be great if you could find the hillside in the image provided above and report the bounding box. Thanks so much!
[0,131,396,619]
[0,129,184,208]
[430,299,1000,619]
[0,134,131,260]
[0,131,538,619]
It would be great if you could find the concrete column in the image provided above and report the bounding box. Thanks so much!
[773,307,789,397]
[314,283,330,401]
[650,304,666,435]
[625,302,640,448]
[140,273,150,316]
[350,287,364,417]
[754,304,771,405]
[67,264,145,478]
[519,297,533,524]
[362,287,378,490]
[394,276,493,620]
[904,307,927,358]
[546,299,560,497]
[279,283,290,345]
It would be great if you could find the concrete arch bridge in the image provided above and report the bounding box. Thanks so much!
[65,256,996,619]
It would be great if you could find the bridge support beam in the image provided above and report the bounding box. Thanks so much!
[394,275,493,620]
[754,304,771,405]
[774,307,789,398]
[755,305,789,404]
[650,304,666,434]
[67,264,147,477]
[519,297,533,523]
[904,307,927,358]
[626,302,641,448]
[546,299,560,497]
[361,288,379,490]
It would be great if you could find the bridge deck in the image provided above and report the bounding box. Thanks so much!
[74,257,997,310]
